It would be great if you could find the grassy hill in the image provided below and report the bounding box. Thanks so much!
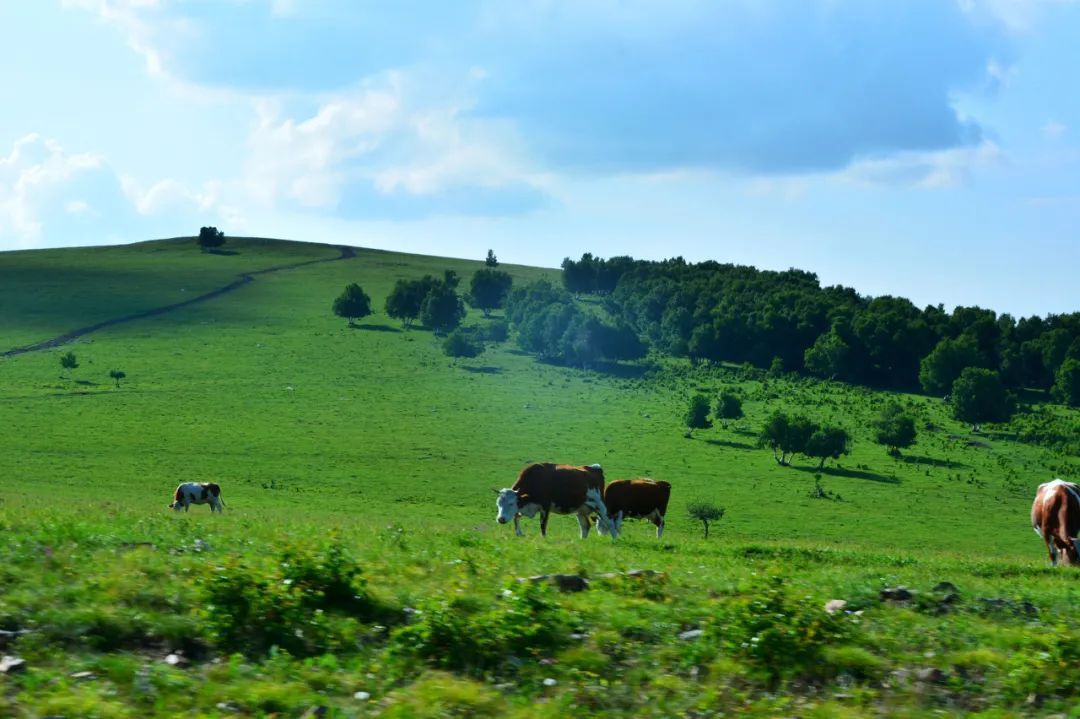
[1,237,1078,716]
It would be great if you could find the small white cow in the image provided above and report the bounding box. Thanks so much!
[170,482,226,513]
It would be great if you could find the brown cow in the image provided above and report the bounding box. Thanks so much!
[599,479,671,539]
[1032,479,1080,566]
[495,463,613,538]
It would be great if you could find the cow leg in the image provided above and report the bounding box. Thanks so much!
[577,512,591,539]
[540,510,550,537]
[514,515,524,537]
[1048,538,1059,566]
[655,514,665,539]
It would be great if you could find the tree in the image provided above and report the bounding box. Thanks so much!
[758,411,814,466]
[871,402,917,456]
[687,502,725,539]
[951,367,1014,430]
[385,277,433,328]
[467,269,513,317]
[442,330,484,359]
[420,283,466,335]
[684,394,712,437]
[60,351,78,378]
[919,335,982,396]
[767,356,785,377]
[714,391,744,421]
[109,369,127,388]
[485,249,499,267]
[1051,358,1080,407]
[197,226,225,252]
[803,426,851,470]
[332,283,372,326]
[804,330,851,380]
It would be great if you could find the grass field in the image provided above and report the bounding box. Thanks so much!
[1,237,1079,717]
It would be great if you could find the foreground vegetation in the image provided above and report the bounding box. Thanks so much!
[1,237,1078,716]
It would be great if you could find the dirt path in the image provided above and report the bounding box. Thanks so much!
[1,245,356,358]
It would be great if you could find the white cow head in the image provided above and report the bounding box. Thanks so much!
[495,488,519,524]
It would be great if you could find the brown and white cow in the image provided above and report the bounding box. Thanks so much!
[1032,479,1080,566]
[170,482,226,513]
[598,478,671,539]
[495,463,613,538]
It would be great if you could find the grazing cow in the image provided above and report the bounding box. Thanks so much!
[1032,479,1080,566]
[598,479,672,539]
[495,463,612,538]
[170,482,226,513]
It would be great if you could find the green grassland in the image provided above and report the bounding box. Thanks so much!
[1,237,1079,717]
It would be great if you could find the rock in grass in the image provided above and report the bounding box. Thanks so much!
[164,653,189,668]
[0,655,27,674]
[824,599,847,614]
[678,629,704,641]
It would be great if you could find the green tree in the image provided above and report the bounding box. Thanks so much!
[197,226,225,252]
[803,330,851,380]
[332,283,372,326]
[485,249,499,267]
[687,502,725,539]
[109,369,127,388]
[442,330,484,359]
[467,269,513,317]
[919,335,983,396]
[803,426,851,470]
[684,394,712,437]
[767,356,785,377]
[1051,358,1080,407]
[951,367,1014,430]
[758,411,814,466]
[714,391,744,421]
[871,402,917,456]
[59,351,78,378]
[420,283,465,335]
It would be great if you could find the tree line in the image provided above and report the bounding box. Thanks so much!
[554,253,1080,406]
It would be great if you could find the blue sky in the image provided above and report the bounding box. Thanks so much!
[1,1,1077,318]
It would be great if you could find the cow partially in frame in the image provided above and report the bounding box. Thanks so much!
[495,463,613,538]
[1032,478,1080,566]
[170,482,226,513]
[598,478,671,539]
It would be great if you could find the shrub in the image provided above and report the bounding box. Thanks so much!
[714,391,744,421]
[684,395,711,436]
[387,583,571,676]
[482,320,509,343]
[382,672,503,718]
[443,330,484,359]
[687,502,725,538]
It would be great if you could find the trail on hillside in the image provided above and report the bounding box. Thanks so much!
[1,245,356,358]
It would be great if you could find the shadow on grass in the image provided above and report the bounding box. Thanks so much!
[902,454,966,469]
[203,248,240,256]
[74,379,98,386]
[461,366,502,375]
[353,324,402,333]
[703,438,756,450]
[793,465,900,484]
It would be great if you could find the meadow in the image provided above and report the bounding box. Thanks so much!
[1,237,1078,717]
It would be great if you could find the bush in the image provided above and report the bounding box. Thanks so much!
[684,395,712,436]
[687,501,725,538]
[714,391,744,421]
[482,320,509,343]
[443,330,484,359]
[387,583,571,676]
[715,575,858,686]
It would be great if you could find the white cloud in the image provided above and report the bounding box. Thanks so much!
[0,134,105,245]
[839,141,1003,188]
[1042,119,1068,140]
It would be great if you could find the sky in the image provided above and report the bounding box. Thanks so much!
[1,1,1078,319]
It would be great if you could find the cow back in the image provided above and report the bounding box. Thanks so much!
[1034,479,1080,539]
[513,463,604,509]
[605,479,671,518]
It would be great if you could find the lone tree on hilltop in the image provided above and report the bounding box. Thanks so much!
[950,367,1014,431]
[60,351,79,379]
[687,501,725,539]
[684,394,712,437]
[420,283,466,336]
[872,402,917,456]
[332,283,372,326]
[467,269,513,318]
[109,369,126,388]
[197,226,226,252]
[803,425,851,470]
[485,249,499,267]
